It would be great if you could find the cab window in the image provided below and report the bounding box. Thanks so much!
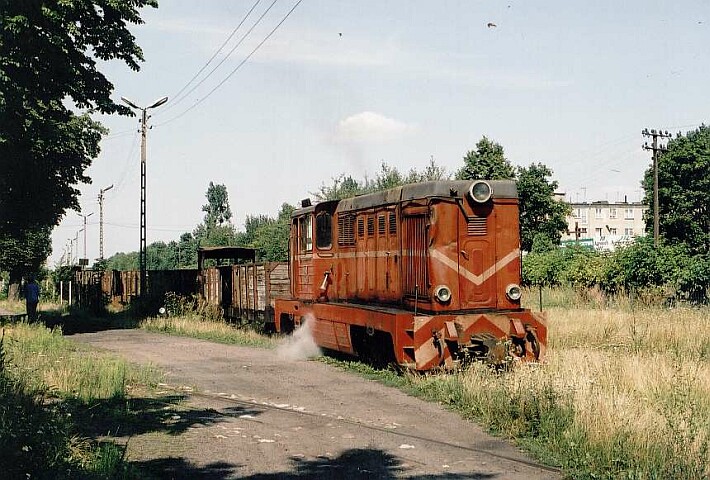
[316,212,332,249]
[299,215,312,252]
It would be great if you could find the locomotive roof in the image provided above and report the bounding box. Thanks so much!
[292,180,517,217]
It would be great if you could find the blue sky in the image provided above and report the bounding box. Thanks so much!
[50,0,709,265]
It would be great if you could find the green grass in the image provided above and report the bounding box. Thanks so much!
[0,322,165,479]
[325,306,710,480]
[139,314,276,348]
[7,295,705,479]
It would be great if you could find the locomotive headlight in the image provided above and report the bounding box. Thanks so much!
[434,285,452,303]
[506,283,522,301]
[468,181,492,203]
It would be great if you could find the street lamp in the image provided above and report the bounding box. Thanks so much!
[121,96,168,296]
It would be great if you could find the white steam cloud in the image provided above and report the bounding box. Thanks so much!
[334,111,413,143]
[276,314,322,361]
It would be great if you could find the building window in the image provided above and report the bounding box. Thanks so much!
[595,228,603,237]
[625,208,634,220]
[580,228,587,234]
[625,228,634,236]
[609,208,617,219]
[595,208,603,219]
[573,208,580,219]
[609,227,617,235]
[580,209,588,223]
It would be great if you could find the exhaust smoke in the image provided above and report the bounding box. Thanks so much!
[276,314,322,361]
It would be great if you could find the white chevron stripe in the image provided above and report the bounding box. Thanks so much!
[430,248,520,286]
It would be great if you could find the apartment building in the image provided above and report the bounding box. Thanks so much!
[561,201,648,251]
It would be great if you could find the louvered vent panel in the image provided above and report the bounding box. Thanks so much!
[468,217,487,236]
[357,217,364,238]
[367,217,375,236]
[378,215,386,235]
[389,212,397,234]
[338,214,355,246]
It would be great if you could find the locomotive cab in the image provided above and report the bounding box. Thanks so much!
[275,180,547,370]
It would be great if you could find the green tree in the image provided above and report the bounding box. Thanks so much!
[0,0,156,282]
[372,161,404,191]
[517,163,571,252]
[313,175,366,201]
[455,136,516,180]
[250,203,295,261]
[0,227,51,298]
[202,182,233,227]
[237,214,273,247]
[194,182,238,248]
[314,159,450,201]
[405,157,450,183]
[642,125,710,254]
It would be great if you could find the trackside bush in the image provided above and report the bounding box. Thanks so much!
[522,236,709,304]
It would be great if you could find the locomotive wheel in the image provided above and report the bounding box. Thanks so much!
[350,326,396,369]
[279,314,295,335]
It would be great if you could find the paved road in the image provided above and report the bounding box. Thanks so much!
[72,330,560,480]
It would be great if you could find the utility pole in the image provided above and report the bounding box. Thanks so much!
[98,184,113,260]
[121,96,168,297]
[642,128,671,246]
[568,221,583,243]
[74,230,80,265]
[78,213,94,265]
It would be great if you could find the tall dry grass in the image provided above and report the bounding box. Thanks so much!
[407,306,710,479]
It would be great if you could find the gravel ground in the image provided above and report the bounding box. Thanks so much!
[72,329,560,480]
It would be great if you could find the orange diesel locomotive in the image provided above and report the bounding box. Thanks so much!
[274,180,547,370]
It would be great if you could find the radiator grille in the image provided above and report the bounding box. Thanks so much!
[403,215,429,297]
[389,212,397,234]
[338,213,355,246]
[468,217,487,236]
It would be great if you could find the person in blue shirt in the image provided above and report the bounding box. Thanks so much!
[25,275,40,322]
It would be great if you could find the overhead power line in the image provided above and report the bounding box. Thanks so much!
[161,0,264,114]
[156,0,304,127]
[111,131,140,196]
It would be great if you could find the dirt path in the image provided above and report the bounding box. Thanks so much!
[72,330,560,479]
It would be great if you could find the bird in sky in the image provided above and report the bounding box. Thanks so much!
[487,22,497,28]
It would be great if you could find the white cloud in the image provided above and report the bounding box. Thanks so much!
[334,111,414,143]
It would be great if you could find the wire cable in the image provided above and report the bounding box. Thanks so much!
[158,0,279,116]
[160,0,263,114]
[156,0,304,127]
[110,131,141,196]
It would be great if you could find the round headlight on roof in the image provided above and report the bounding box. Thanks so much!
[506,283,522,301]
[433,285,452,303]
[468,181,492,203]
